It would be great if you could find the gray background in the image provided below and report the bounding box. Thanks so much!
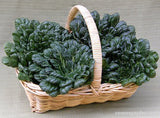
[0,0,160,118]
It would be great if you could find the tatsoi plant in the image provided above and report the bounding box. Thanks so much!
[102,35,159,85]
[70,11,159,86]
[2,18,71,83]
[29,40,94,96]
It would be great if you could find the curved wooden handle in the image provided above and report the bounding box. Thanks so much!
[65,5,102,89]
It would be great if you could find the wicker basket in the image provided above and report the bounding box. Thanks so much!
[17,5,138,113]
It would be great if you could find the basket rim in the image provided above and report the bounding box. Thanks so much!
[19,79,138,97]
[17,69,138,97]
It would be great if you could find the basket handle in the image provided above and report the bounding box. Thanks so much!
[65,5,102,89]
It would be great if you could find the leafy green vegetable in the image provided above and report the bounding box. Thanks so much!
[4,42,16,56]
[70,11,159,86]
[30,40,94,96]
[2,18,71,83]
[2,56,18,67]
[18,72,30,81]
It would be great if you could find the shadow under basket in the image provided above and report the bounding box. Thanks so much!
[17,5,139,113]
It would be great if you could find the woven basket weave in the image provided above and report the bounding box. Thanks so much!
[17,5,138,113]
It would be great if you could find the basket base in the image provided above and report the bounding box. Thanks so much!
[21,81,138,113]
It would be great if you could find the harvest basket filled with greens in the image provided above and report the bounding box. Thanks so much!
[2,5,159,113]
